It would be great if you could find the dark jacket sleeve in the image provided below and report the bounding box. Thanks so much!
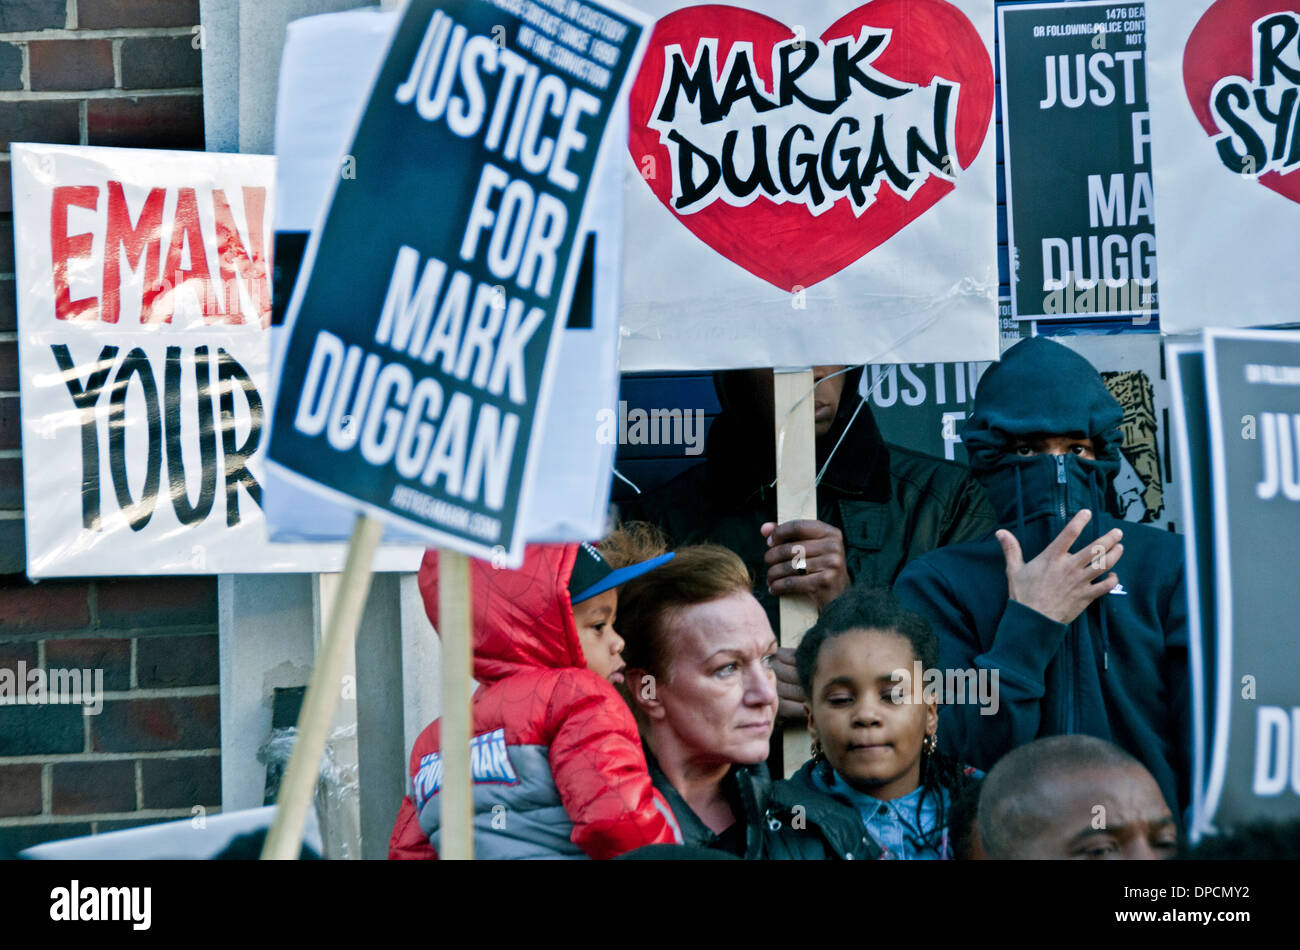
[894,557,1069,771]
[939,473,997,547]
[769,762,882,860]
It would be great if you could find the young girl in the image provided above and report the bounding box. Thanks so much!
[788,587,982,860]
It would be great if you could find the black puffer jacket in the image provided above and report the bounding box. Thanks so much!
[621,367,996,628]
[644,745,879,860]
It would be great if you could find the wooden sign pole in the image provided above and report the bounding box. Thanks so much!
[262,514,383,860]
[772,368,820,779]
[436,550,474,860]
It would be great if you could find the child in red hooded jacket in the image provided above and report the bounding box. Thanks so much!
[388,540,682,859]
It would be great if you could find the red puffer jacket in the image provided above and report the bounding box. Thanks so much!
[388,545,681,859]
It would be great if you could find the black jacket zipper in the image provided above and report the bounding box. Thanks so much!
[1055,455,1068,520]
[1055,455,1076,731]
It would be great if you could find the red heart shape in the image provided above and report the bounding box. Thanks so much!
[628,0,993,291]
[1183,0,1300,204]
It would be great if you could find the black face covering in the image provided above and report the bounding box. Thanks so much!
[976,450,1116,670]
[960,340,1129,674]
[977,452,1111,555]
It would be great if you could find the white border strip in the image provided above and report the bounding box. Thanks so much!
[1165,339,1212,840]
[1200,328,1234,832]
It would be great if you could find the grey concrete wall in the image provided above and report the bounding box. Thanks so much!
[202,0,381,154]
[217,574,317,812]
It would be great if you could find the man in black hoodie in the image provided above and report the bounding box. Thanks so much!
[620,365,996,718]
[894,337,1191,818]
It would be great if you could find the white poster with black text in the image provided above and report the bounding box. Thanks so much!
[619,0,1000,371]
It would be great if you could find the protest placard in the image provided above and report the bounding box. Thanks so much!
[618,0,1000,371]
[1191,329,1300,837]
[263,6,626,549]
[1147,0,1300,333]
[1166,339,1218,842]
[861,359,987,462]
[259,0,651,861]
[999,0,1158,323]
[11,144,418,578]
[265,0,650,566]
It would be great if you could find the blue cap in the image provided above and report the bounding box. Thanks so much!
[569,542,675,604]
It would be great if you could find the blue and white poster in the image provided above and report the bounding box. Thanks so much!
[265,0,650,565]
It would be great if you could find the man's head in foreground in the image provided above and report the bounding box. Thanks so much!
[978,735,1177,860]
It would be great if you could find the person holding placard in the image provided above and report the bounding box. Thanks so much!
[621,365,996,724]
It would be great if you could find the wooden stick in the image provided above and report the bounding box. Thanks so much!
[261,514,383,860]
[437,550,475,859]
[773,369,819,779]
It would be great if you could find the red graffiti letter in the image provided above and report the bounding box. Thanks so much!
[51,185,99,321]
[211,186,270,328]
[103,181,165,324]
[156,187,212,324]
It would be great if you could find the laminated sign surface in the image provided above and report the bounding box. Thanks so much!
[999,1,1158,323]
[619,0,1000,370]
[1196,330,1300,836]
[1165,340,1217,842]
[263,7,627,549]
[265,0,649,565]
[1147,0,1300,332]
[12,144,409,577]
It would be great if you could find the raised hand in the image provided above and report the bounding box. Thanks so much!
[997,509,1124,626]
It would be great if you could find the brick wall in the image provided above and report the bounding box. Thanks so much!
[0,0,215,854]
[0,578,220,851]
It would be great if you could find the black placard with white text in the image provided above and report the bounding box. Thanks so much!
[266,0,648,564]
[1197,329,1300,836]
[999,1,1158,322]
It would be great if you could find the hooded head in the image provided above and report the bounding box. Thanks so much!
[963,337,1124,475]
[417,543,673,685]
[419,545,584,684]
[962,337,1124,538]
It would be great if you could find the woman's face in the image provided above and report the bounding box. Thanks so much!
[652,592,779,766]
[807,629,937,801]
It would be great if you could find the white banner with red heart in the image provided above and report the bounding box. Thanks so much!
[617,0,1000,371]
[1148,0,1300,333]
